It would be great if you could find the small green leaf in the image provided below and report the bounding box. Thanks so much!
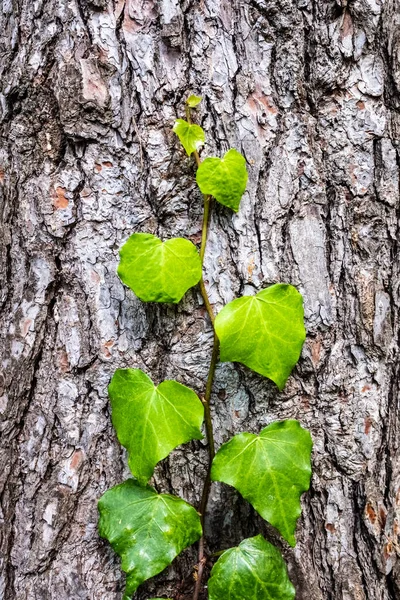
[98,480,202,598]
[109,368,204,483]
[173,118,205,155]
[214,283,306,390]
[186,94,202,107]
[118,233,202,303]
[208,535,295,600]
[211,420,312,546]
[196,148,248,212]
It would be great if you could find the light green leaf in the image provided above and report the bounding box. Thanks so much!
[196,148,248,212]
[98,480,202,598]
[173,118,205,155]
[186,94,202,107]
[118,233,202,303]
[211,420,312,546]
[208,535,295,600]
[108,368,204,483]
[214,283,306,390]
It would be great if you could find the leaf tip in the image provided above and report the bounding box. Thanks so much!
[186,94,202,107]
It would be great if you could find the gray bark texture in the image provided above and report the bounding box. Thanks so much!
[1,0,400,599]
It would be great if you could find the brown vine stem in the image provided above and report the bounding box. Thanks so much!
[187,113,219,599]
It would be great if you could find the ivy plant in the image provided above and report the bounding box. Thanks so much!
[98,95,313,600]
[108,368,204,483]
[118,233,202,303]
[208,536,295,600]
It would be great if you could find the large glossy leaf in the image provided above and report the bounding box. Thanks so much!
[208,535,295,600]
[196,148,248,212]
[108,368,204,483]
[118,233,202,303]
[211,420,312,546]
[98,480,202,599]
[214,283,306,390]
[173,118,205,155]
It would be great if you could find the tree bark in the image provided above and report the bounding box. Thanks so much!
[1,0,399,598]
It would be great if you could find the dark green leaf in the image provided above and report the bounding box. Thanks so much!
[196,148,248,212]
[208,535,295,600]
[98,480,202,598]
[173,118,205,155]
[118,233,202,303]
[186,95,202,107]
[109,368,204,483]
[211,420,312,546]
[214,283,306,390]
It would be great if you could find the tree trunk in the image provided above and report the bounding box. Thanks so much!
[1,0,399,598]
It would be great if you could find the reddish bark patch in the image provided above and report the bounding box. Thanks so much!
[311,337,321,365]
[247,256,255,278]
[70,449,84,470]
[248,92,278,114]
[90,269,101,284]
[0,167,4,184]
[379,506,387,528]
[58,349,70,373]
[384,540,393,559]
[21,318,33,337]
[364,416,373,435]
[102,339,115,358]
[53,187,68,209]
[301,396,310,409]
[340,11,353,39]
[365,502,377,524]
[325,523,336,533]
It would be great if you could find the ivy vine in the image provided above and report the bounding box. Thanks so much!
[98,96,313,600]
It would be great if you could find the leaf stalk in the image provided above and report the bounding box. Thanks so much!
[190,117,219,600]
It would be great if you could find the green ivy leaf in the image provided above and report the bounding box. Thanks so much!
[208,535,295,600]
[98,480,202,598]
[186,94,202,107]
[173,118,205,155]
[108,368,204,483]
[211,420,312,546]
[118,233,202,303]
[196,148,248,212]
[214,283,306,390]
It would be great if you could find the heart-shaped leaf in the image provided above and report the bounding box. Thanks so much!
[173,118,205,155]
[186,94,202,107]
[211,420,312,546]
[98,480,202,599]
[196,148,248,212]
[208,535,295,600]
[109,368,204,483]
[214,283,306,390]
[118,233,202,303]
